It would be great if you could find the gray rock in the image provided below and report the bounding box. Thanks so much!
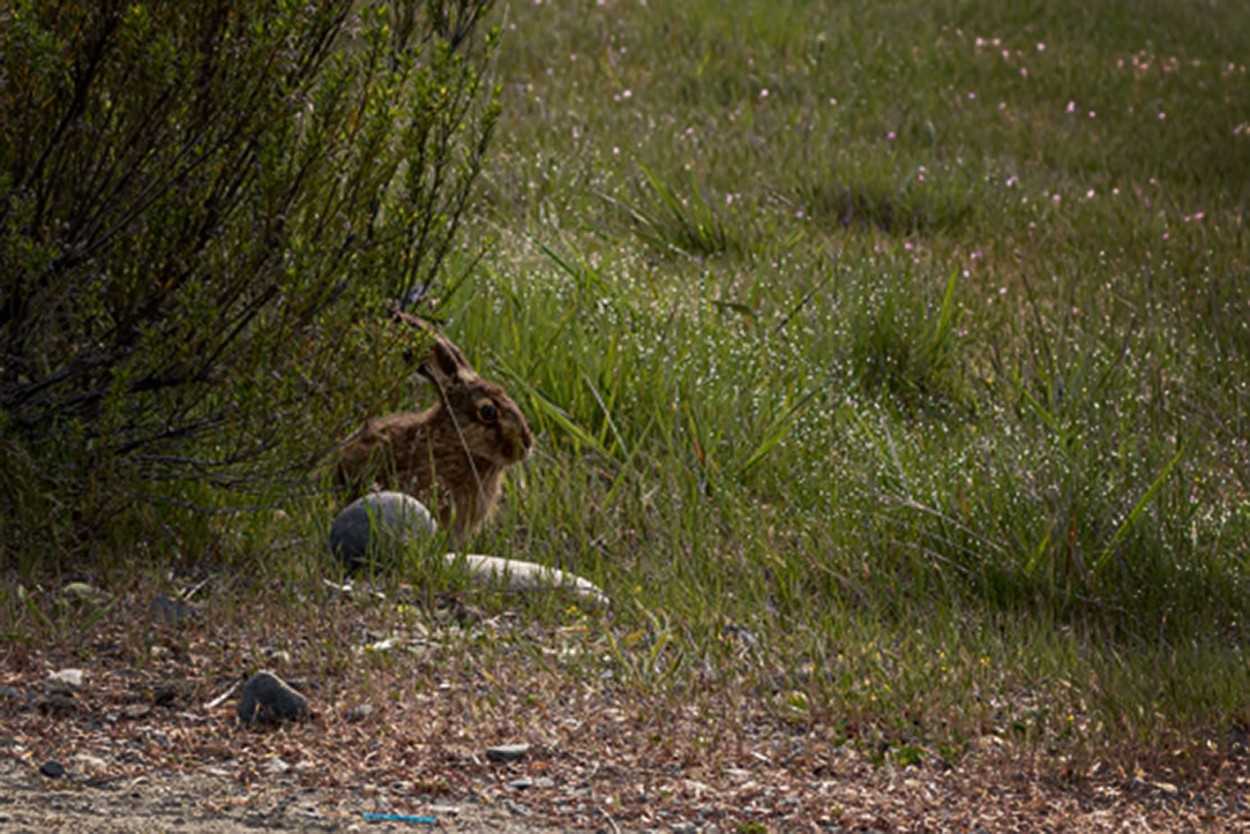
[45,669,84,694]
[265,756,291,775]
[235,671,309,726]
[330,492,437,572]
[486,743,531,763]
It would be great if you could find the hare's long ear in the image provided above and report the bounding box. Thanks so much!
[418,332,479,392]
[385,303,478,391]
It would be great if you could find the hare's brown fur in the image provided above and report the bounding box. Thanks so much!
[334,327,533,538]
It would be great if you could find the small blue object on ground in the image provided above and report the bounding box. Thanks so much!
[362,812,438,824]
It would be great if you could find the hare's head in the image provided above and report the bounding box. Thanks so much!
[420,332,534,467]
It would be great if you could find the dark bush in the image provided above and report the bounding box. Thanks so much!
[0,0,499,563]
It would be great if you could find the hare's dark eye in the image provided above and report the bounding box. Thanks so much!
[479,403,499,422]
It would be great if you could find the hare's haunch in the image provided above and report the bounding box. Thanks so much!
[335,325,533,538]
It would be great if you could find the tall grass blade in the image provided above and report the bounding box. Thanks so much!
[1094,444,1186,574]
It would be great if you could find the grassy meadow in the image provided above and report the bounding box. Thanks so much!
[8,0,1250,779]
[448,0,1250,767]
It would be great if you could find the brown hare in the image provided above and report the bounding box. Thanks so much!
[334,314,533,538]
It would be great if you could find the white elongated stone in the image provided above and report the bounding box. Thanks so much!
[445,553,610,607]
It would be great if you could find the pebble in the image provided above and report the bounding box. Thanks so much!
[39,760,66,779]
[486,743,531,763]
[265,757,291,775]
[45,669,84,694]
[236,671,310,726]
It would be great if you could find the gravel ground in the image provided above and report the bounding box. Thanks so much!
[0,757,568,833]
[4,586,1249,832]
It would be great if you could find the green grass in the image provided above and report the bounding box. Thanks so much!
[6,0,1250,778]
[453,0,1250,768]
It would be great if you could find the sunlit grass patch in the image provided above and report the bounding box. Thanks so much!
[800,170,978,237]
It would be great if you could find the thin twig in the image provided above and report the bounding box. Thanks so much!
[203,680,240,711]
[598,807,622,834]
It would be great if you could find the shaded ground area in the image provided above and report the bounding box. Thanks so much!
[3,587,1248,832]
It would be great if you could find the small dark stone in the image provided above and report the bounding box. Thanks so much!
[236,671,310,726]
[152,683,180,707]
[40,760,66,779]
